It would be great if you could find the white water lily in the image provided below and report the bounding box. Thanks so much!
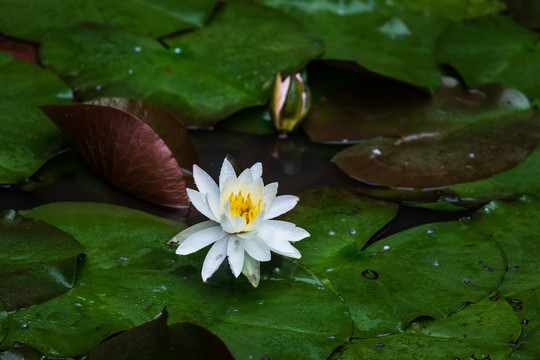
[172,157,309,286]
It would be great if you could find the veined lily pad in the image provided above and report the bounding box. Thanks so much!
[39,2,323,128]
[437,14,540,101]
[283,187,505,337]
[40,99,198,208]
[332,294,520,359]
[3,202,351,359]
[0,210,84,312]
[0,0,219,42]
[0,52,72,184]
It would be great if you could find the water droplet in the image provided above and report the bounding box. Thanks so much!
[158,285,166,290]
[464,279,471,284]
[134,46,142,52]
[119,256,131,261]
[427,229,435,235]
[79,282,85,286]
[182,276,188,280]
[174,47,182,54]
[75,303,82,307]
[487,267,494,272]
[170,259,177,263]
[128,69,134,75]
[232,309,239,312]
[432,261,439,266]
[327,335,336,339]
[374,342,386,347]
[273,267,280,273]
[349,229,357,235]
[522,319,529,326]
[372,148,382,156]
[329,231,335,236]
[383,245,390,250]
[257,299,264,305]
[514,265,521,270]
[326,268,334,272]
[95,85,102,90]
[362,269,379,280]
[22,324,29,329]
[469,153,475,158]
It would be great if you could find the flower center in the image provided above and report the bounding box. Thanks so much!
[228,191,261,225]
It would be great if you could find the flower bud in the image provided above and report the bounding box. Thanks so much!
[270,72,310,132]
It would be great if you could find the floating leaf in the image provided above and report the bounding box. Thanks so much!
[0,0,219,42]
[3,202,351,359]
[256,0,455,91]
[0,35,38,64]
[304,73,530,143]
[332,294,520,359]
[333,111,540,189]
[0,210,84,312]
[40,102,194,208]
[40,2,323,127]
[0,52,72,184]
[437,14,540,101]
[283,187,505,337]
[0,302,6,344]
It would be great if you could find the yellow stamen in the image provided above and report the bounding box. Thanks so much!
[228,191,261,225]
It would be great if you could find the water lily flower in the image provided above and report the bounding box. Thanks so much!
[171,158,309,287]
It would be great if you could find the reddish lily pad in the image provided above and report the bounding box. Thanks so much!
[40,101,197,208]
[304,74,530,144]
[333,111,540,189]
[0,35,38,64]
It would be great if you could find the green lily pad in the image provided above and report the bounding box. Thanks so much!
[0,210,84,312]
[0,0,219,42]
[392,0,506,21]
[3,202,351,359]
[437,14,540,101]
[332,294,521,359]
[283,187,505,337]
[40,2,323,128]
[304,73,530,143]
[256,0,459,91]
[0,52,72,184]
[333,111,540,189]
[464,197,540,359]
[0,302,6,344]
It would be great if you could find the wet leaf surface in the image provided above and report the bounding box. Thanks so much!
[0,210,84,312]
[0,52,72,184]
[333,111,540,189]
[2,202,351,359]
[255,0,500,91]
[0,0,219,42]
[333,294,520,359]
[464,197,540,359]
[40,102,192,208]
[283,187,505,337]
[437,14,540,101]
[304,72,530,143]
[40,2,323,128]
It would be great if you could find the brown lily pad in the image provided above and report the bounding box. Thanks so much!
[40,99,198,207]
[304,75,530,144]
[333,111,540,189]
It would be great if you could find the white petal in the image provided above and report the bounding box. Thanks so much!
[193,164,219,198]
[170,220,217,243]
[219,158,237,190]
[227,235,245,277]
[201,237,228,281]
[242,253,260,288]
[176,225,227,255]
[250,162,263,179]
[258,220,310,243]
[187,189,217,222]
[220,202,246,233]
[207,190,221,221]
[264,195,299,220]
[242,209,264,232]
[220,178,240,208]
[262,182,278,211]
[238,167,253,184]
[267,240,301,258]
[241,236,271,262]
